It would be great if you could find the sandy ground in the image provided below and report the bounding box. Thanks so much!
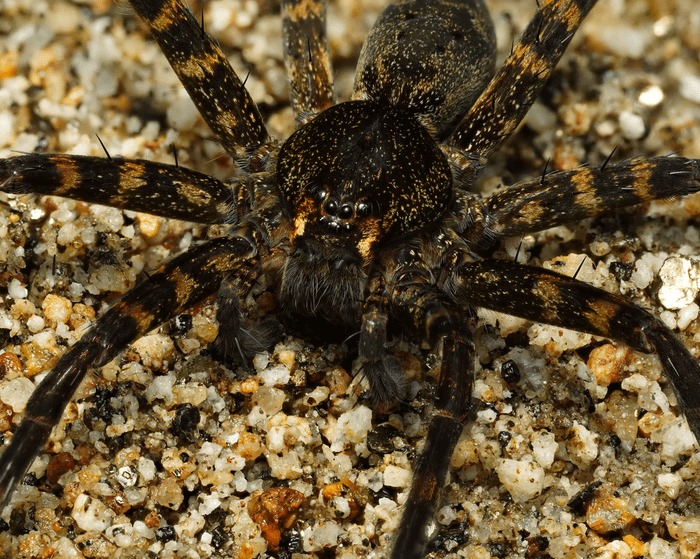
[1,0,700,558]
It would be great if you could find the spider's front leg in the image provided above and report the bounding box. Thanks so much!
[447,259,700,443]
[0,154,235,223]
[0,231,260,506]
[449,0,598,159]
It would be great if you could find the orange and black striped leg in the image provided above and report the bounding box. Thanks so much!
[448,259,700,443]
[281,0,334,124]
[471,156,700,243]
[0,153,235,223]
[358,286,404,404]
[0,233,258,506]
[449,0,598,158]
[129,0,269,157]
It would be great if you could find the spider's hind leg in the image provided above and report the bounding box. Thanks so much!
[450,0,598,158]
[281,0,334,124]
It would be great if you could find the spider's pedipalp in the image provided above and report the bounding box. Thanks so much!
[282,0,335,122]
[210,275,282,365]
[450,0,597,157]
[474,155,700,243]
[0,154,235,223]
[0,233,259,506]
[130,0,269,157]
[450,259,700,442]
[358,285,406,404]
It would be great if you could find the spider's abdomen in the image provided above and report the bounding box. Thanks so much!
[353,0,496,138]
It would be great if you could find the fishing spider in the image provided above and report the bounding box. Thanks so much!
[0,0,699,557]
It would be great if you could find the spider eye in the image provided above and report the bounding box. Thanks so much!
[356,199,372,218]
[314,187,327,203]
[324,199,338,215]
[339,203,353,219]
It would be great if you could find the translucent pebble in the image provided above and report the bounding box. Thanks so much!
[531,431,558,468]
[72,494,114,532]
[658,257,700,310]
[0,377,35,412]
[679,74,700,104]
[8,278,27,299]
[144,373,175,404]
[661,421,696,460]
[648,536,677,559]
[678,303,699,330]
[657,472,682,499]
[260,363,291,386]
[329,405,373,452]
[566,422,599,467]
[302,520,343,552]
[619,110,645,140]
[382,465,411,488]
[198,495,221,515]
[496,458,545,503]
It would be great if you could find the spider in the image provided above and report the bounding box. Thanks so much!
[0,0,699,557]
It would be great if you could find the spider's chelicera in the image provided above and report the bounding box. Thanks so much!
[1,0,700,557]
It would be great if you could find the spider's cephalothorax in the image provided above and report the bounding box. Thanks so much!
[277,100,454,324]
[1,0,700,558]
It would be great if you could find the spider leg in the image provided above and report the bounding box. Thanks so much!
[0,232,259,506]
[385,248,475,559]
[449,0,597,158]
[0,153,235,223]
[129,0,269,158]
[281,0,334,124]
[469,155,700,244]
[447,259,700,443]
[391,336,473,559]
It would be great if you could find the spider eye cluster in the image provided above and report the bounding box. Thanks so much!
[277,100,452,246]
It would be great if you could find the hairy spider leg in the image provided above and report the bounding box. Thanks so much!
[0,154,233,224]
[447,260,700,444]
[385,246,475,559]
[468,156,700,244]
[282,0,335,123]
[449,0,597,159]
[0,233,261,506]
[130,0,269,158]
